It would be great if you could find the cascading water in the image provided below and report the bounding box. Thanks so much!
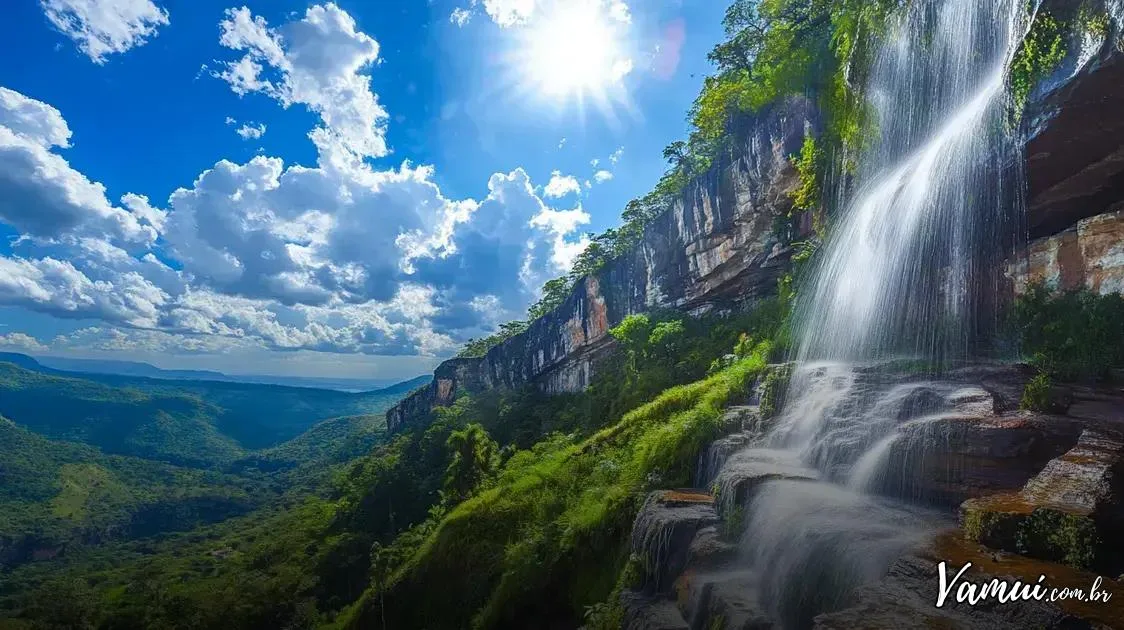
[710,0,1042,627]
[795,0,1027,365]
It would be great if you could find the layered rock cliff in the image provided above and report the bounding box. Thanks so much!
[1012,42,1124,295]
[390,35,1124,434]
[388,96,817,433]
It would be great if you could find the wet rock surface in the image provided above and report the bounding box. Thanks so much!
[712,449,819,515]
[632,490,721,592]
[816,532,1124,629]
[1025,44,1124,241]
[812,549,1089,630]
[620,590,690,630]
[684,526,737,571]
[882,412,1084,506]
[626,368,1124,630]
[676,570,773,630]
[961,429,1124,570]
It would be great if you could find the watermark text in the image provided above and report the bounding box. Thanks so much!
[936,562,1114,608]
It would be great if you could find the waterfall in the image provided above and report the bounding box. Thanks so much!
[716,1,1038,627]
[794,0,1027,366]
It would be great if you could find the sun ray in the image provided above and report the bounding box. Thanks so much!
[496,0,637,126]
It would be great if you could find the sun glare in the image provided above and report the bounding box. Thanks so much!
[504,0,635,121]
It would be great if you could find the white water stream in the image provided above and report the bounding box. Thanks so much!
[712,1,1044,626]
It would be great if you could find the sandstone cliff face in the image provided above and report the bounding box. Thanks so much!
[391,39,1124,434]
[387,97,816,433]
[1009,43,1124,295]
[1008,209,1124,296]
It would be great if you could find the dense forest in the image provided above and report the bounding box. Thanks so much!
[2,0,1123,629]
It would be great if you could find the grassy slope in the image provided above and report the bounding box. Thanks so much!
[340,343,772,630]
[232,414,387,477]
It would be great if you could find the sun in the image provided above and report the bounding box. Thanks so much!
[503,0,635,119]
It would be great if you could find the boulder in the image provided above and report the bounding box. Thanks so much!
[620,590,690,630]
[877,413,1083,506]
[960,429,1124,570]
[685,526,738,571]
[711,448,818,516]
[675,569,773,630]
[631,490,720,592]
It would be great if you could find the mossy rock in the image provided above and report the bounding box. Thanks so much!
[961,495,1100,569]
[758,364,793,419]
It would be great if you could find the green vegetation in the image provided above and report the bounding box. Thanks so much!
[0,417,263,570]
[0,360,429,628]
[962,497,1101,570]
[8,2,1117,629]
[456,321,530,359]
[759,362,793,419]
[1021,372,1053,412]
[1010,10,1068,118]
[0,360,417,466]
[230,414,386,478]
[791,133,824,212]
[441,424,501,506]
[1008,284,1124,381]
[0,292,788,629]
[345,343,774,630]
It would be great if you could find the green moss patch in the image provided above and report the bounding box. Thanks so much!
[961,495,1100,569]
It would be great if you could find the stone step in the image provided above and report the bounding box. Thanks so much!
[684,525,738,572]
[960,429,1124,570]
[711,448,819,516]
[675,569,773,630]
[620,590,689,630]
[881,411,1083,506]
[631,490,720,592]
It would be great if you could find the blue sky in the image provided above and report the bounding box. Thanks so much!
[0,0,726,380]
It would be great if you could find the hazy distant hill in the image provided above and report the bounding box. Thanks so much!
[31,354,418,392]
[0,357,430,457]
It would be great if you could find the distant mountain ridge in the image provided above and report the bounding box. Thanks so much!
[0,354,431,455]
[0,352,428,393]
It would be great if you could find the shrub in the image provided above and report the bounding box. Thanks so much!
[1009,284,1124,381]
[1010,11,1068,119]
[1021,372,1052,412]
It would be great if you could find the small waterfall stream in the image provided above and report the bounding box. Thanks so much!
[710,0,1041,626]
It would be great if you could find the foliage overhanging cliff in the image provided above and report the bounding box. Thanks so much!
[6,2,1124,629]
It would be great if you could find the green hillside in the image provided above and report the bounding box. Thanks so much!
[0,361,426,465]
[0,363,239,468]
[231,414,387,478]
[0,416,265,570]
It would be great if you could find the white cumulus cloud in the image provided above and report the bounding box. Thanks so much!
[543,170,582,199]
[0,87,160,246]
[235,122,266,140]
[0,4,596,360]
[40,0,169,64]
[0,332,48,353]
[450,8,473,27]
[216,4,388,161]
